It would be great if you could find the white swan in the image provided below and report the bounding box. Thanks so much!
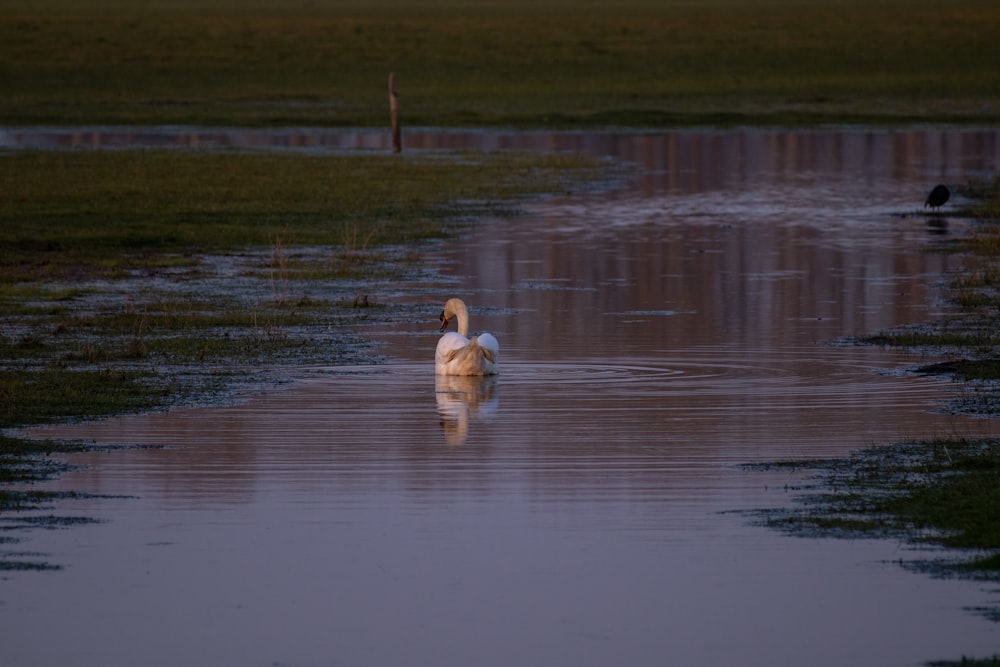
[435,298,499,376]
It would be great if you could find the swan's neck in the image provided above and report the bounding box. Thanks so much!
[454,306,470,337]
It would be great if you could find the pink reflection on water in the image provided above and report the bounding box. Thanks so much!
[6,127,1000,666]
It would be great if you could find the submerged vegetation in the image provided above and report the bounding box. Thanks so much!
[0,435,94,571]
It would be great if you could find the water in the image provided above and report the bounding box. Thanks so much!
[6,127,1000,666]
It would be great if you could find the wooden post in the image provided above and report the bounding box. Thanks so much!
[389,72,401,153]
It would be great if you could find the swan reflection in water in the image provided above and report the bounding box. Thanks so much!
[435,374,499,446]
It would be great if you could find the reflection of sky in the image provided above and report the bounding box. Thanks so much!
[11,128,1000,666]
[21,358,1000,665]
[399,128,997,358]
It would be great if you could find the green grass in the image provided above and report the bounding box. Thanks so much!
[861,177,1000,378]
[0,144,608,568]
[879,179,1000,353]
[0,150,602,279]
[1,0,998,127]
[0,148,606,432]
[756,438,1000,572]
[0,368,169,429]
[0,148,605,437]
[826,181,1000,561]
[755,180,1000,643]
[0,145,604,441]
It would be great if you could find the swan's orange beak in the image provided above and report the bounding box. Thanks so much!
[439,311,449,332]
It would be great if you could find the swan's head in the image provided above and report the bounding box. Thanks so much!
[439,298,467,332]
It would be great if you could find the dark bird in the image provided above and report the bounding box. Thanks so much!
[924,184,950,211]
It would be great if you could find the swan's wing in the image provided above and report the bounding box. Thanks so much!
[476,332,499,364]
[437,331,498,375]
[436,332,469,367]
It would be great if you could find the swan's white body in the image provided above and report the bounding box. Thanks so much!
[435,298,499,376]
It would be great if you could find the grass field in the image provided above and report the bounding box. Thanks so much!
[0,150,603,278]
[1,0,998,127]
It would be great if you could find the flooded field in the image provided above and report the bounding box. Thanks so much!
[6,127,1000,665]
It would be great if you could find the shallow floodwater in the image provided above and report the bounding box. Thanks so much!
[7,128,1000,666]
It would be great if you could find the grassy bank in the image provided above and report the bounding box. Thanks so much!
[754,178,1000,648]
[752,433,1000,667]
[756,438,1000,574]
[863,177,1000,408]
[1,150,598,280]
[0,148,606,569]
[1,0,998,127]
[0,148,605,429]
